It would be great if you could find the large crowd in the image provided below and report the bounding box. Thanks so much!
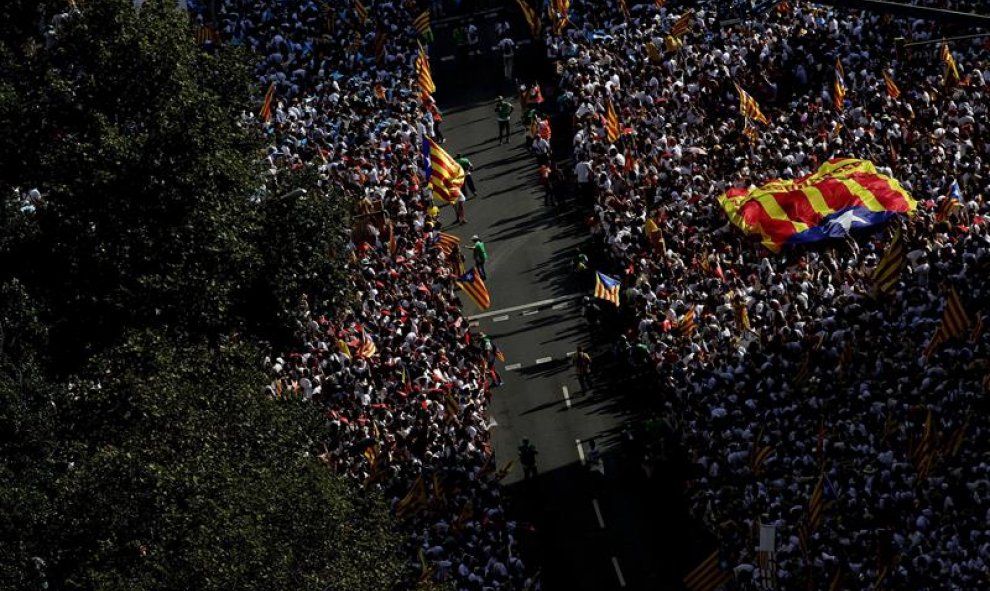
[188,1,534,589]
[549,1,989,589]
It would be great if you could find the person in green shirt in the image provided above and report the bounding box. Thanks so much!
[494,96,514,144]
[471,235,488,277]
[455,153,477,197]
[452,25,467,63]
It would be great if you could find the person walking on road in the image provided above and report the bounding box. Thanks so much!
[456,152,478,197]
[495,96,514,144]
[471,235,488,277]
[498,36,516,81]
[574,345,593,392]
[453,188,467,225]
[519,438,538,480]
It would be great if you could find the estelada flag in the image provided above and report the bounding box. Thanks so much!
[423,137,465,203]
[718,158,916,252]
[456,267,491,310]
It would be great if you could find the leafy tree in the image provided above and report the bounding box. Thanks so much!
[0,2,402,589]
[0,332,405,591]
[0,0,351,368]
[243,167,355,346]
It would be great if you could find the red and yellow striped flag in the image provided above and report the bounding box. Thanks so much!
[741,124,759,143]
[871,226,905,294]
[425,138,465,203]
[808,473,825,531]
[940,41,960,86]
[618,0,630,19]
[679,306,697,337]
[883,70,901,99]
[457,268,491,310]
[834,58,847,112]
[734,83,769,125]
[940,286,969,339]
[357,327,377,358]
[259,81,276,122]
[354,0,368,25]
[670,10,694,37]
[415,47,435,95]
[432,231,461,255]
[683,550,732,591]
[515,0,541,37]
[718,158,916,252]
[604,99,621,143]
[912,409,936,480]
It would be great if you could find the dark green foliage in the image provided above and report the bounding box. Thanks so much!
[0,2,401,589]
[0,0,350,368]
[0,333,404,591]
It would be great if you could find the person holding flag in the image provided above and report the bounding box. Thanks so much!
[455,152,478,197]
[471,235,489,277]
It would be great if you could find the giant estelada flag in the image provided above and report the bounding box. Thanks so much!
[718,158,916,252]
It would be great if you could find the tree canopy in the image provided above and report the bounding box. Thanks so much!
[0,333,405,591]
[0,2,402,589]
[0,0,351,369]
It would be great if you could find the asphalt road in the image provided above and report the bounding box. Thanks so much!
[427,12,688,590]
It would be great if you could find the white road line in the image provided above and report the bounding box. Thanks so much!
[575,439,585,464]
[439,55,455,62]
[504,363,522,371]
[522,309,539,316]
[493,315,510,322]
[468,293,582,321]
[535,356,552,364]
[469,321,480,327]
[592,499,606,528]
[611,557,627,588]
[566,351,576,357]
[562,386,571,409]
[551,302,570,310]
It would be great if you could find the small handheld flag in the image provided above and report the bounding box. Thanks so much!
[413,10,434,43]
[416,47,436,94]
[593,271,621,306]
[604,99,621,143]
[457,268,491,310]
[833,58,847,112]
[424,138,465,203]
[735,83,769,125]
[872,227,906,294]
[883,70,901,99]
[259,82,276,122]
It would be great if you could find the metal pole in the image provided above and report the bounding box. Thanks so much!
[902,32,990,48]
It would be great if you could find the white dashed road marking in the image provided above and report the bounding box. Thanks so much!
[493,315,510,322]
[535,356,552,364]
[592,499,605,529]
[612,557,626,588]
[504,363,521,371]
[468,293,581,321]
[522,309,539,316]
[551,302,570,310]
[576,439,585,464]
[440,55,455,62]
[562,386,571,409]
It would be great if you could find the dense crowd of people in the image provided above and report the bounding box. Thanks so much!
[549,1,989,589]
[188,1,534,588]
